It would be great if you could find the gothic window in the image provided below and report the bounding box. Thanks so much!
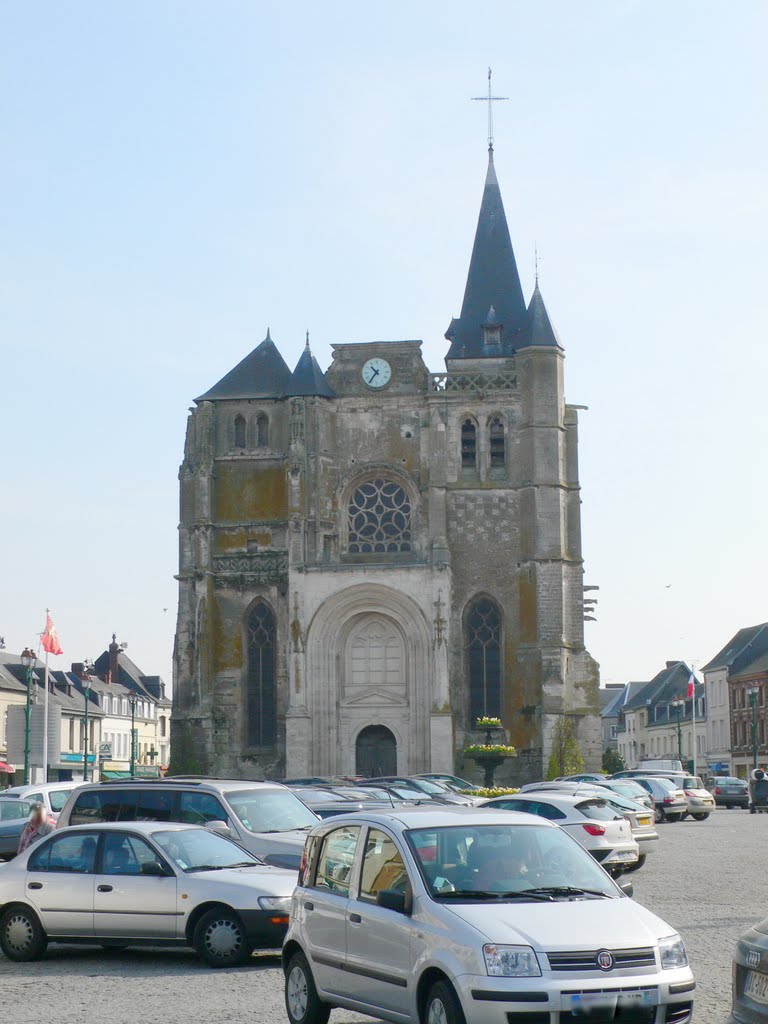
[234,414,246,449]
[256,413,269,447]
[349,616,403,688]
[465,597,502,722]
[347,478,412,553]
[246,601,276,747]
[461,419,477,468]
[489,417,505,467]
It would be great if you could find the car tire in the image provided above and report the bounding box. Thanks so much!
[624,854,646,873]
[0,905,47,962]
[285,951,331,1024]
[655,806,665,823]
[424,979,467,1024]
[691,813,709,821]
[193,907,252,968]
[665,813,683,822]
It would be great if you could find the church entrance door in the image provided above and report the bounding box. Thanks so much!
[355,725,397,777]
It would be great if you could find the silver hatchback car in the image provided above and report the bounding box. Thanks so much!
[283,807,695,1024]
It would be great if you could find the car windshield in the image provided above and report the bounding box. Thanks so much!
[682,777,703,789]
[406,824,618,901]
[717,778,745,786]
[152,828,261,871]
[408,779,448,795]
[226,789,318,833]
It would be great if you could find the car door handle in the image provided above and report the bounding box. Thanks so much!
[304,901,314,911]
[349,913,362,924]
[97,885,113,893]
[27,882,43,890]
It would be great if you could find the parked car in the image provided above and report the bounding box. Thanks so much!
[0,797,34,859]
[2,782,77,820]
[412,773,482,792]
[555,773,609,783]
[56,779,320,868]
[0,821,296,966]
[517,782,658,871]
[728,913,768,1023]
[291,787,398,820]
[710,776,750,809]
[481,792,639,874]
[628,776,688,822]
[591,779,656,811]
[357,777,477,806]
[282,808,694,1024]
[677,777,716,820]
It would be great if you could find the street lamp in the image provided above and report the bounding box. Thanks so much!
[20,648,35,785]
[671,697,685,761]
[747,687,760,771]
[82,682,91,782]
[129,696,137,777]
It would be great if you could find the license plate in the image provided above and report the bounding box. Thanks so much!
[616,850,636,859]
[638,816,652,826]
[566,989,657,1012]
[746,970,768,1004]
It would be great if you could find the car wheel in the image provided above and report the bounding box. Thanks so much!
[284,951,331,1024]
[655,806,665,823]
[665,813,682,822]
[193,907,252,968]
[624,854,646,873]
[424,979,467,1024]
[691,813,709,821]
[0,905,47,962]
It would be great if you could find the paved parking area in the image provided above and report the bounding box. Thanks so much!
[0,808,760,1022]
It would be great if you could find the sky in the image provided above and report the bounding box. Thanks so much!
[1,1,766,690]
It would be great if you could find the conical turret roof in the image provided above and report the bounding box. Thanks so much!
[195,330,291,401]
[283,334,335,398]
[523,282,561,348]
[446,148,527,358]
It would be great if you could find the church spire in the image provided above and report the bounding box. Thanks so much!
[446,145,527,358]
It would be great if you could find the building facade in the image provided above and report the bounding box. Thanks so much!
[172,143,600,783]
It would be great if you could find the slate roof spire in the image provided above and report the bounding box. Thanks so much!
[446,146,527,358]
[195,329,291,402]
[523,280,561,348]
[283,331,336,398]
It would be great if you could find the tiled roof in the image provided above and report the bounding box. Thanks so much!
[702,623,768,672]
[195,330,291,401]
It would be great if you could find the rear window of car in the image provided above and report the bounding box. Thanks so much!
[717,778,744,786]
[575,800,620,821]
[0,800,32,821]
[69,788,175,825]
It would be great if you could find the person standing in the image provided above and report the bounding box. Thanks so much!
[18,803,54,854]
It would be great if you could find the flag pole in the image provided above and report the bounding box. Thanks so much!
[691,662,697,776]
[43,608,50,784]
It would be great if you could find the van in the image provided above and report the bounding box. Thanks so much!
[56,778,320,867]
[3,782,78,820]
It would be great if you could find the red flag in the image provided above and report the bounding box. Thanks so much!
[41,613,63,656]
[686,672,695,699]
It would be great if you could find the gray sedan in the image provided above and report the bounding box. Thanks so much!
[0,798,34,859]
[0,821,297,967]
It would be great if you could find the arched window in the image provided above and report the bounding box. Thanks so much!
[256,413,269,448]
[247,601,277,747]
[234,414,246,449]
[461,419,477,468]
[347,478,412,553]
[489,417,505,467]
[465,597,502,722]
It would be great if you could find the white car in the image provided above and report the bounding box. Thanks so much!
[3,782,78,821]
[282,808,694,1024]
[481,792,639,873]
[0,821,297,966]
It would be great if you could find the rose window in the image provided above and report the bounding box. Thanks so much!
[347,478,412,553]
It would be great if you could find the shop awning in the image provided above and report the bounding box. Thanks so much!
[0,762,15,773]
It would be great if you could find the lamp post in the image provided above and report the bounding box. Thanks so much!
[671,697,685,761]
[82,682,91,782]
[747,687,760,771]
[129,696,137,777]
[20,648,35,784]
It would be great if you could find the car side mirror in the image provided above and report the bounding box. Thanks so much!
[618,880,634,898]
[140,861,168,877]
[377,885,413,915]
[207,820,232,837]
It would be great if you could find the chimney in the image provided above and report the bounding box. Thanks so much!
[71,662,88,680]
[108,633,120,685]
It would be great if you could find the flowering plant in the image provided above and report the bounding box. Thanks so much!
[475,716,502,728]
[460,787,520,798]
[462,744,517,757]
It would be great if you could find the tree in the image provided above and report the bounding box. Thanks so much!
[546,716,584,779]
[602,748,627,774]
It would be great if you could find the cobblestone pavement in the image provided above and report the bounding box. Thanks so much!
[0,809,759,1023]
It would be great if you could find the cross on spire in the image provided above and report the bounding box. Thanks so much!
[471,67,508,151]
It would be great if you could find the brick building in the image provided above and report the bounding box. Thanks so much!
[171,141,600,782]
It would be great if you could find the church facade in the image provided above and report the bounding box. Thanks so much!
[171,145,600,783]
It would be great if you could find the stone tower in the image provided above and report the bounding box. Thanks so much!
[171,143,600,782]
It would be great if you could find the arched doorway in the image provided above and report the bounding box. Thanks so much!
[356,725,397,777]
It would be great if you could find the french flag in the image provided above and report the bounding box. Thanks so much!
[686,672,696,699]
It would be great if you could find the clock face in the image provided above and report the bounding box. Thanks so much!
[361,357,392,389]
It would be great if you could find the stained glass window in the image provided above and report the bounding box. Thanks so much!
[247,602,276,747]
[466,598,502,721]
[347,478,412,553]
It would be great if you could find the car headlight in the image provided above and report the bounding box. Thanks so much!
[659,933,688,969]
[483,943,541,977]
[257,896,292,913]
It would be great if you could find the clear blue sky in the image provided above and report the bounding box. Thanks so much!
[2,2,766,688]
